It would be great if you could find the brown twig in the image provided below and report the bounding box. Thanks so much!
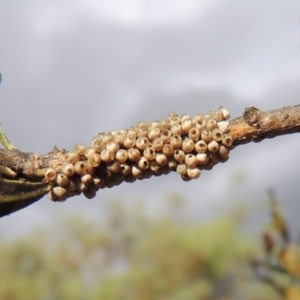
[229,105,300,146]
[1,104,300,217]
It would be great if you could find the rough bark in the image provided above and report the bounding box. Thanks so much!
[229,105,300,146]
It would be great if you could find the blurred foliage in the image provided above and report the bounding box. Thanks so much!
[0,192,297,300]
[250,189,300,300]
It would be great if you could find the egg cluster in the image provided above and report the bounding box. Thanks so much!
[46,107,233,201]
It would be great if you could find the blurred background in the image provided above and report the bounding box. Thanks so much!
[0,1,300,298]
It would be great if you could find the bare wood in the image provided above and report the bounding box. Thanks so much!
[229,105,300,146]
[0,104,299,217]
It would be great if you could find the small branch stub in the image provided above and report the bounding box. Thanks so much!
[243,107,261,126]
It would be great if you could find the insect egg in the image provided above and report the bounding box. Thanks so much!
[170,135,182,149]
[162,144,174,157]
[45,167,57,182]
[218,154,229,163]
[142,169,153,179]
[53,186,68,199]
[86,163,95,175]
[196,153,209,165]
[87,183,98,193]
[66,179,77,192]
[217,121,230,133]
[148,128,161,141]
[181,174,192,182]
[115,149,128,163]
[194,140,207,153]
[74,144,87,156]
[194,120,206,131]
[137,121,148,128]
[123,136,136,148]
[48,189,58,201]
[64,152,80,164]
[85,148,96,158]
[93,177,104,188]
[88,153,101,167]
[155,153,168,166]
[211,110,224,122]
[100,149,115,162]
[185,154,197,168]
[149,120,161,130]
[81,174,93,185]
[210,153,219,165]
[211,129,223,141]
[220,107,230,120]
[114,130,127,145]
[83,189,96,199]
[127,127,138,139]
[138,157,149,170]
[143,147,156,160]
[74,161,87,175]
[56,173,69,187]
[203,114,211,121]
[169,116,181,126]
[75,178,88,191]
[110,131,118,137]
[182,138,194,153]
[192,114,203,124]
[174,149,185,162]
[221,134,233,147]
[187,167,201,179]
[160,130,171,144]
[105,179,116,188]
[188,128,200,141]
[160,120,171,130]
[203,161,214,170]
[132,164,143,178]
[127,148,141,162]
[151,137,163,151]
[106,140,120,153]
[219,145,229,158]
[161,166,171,175]
[201,129,212,142]
[106,160,121,173]
[167,157,177,169]
[92,138,106,153]
[170,123,182,136]
[181,119,193,134]
[120,162,131,175]
[137,127,148,138]
[181,114,191,122]
[207,140,219,152]
[149,160,160,173]
[93,132,105,140]
[168,112,180,123]
[168,112,178,119]
[111,172,124,185]
[124,174,137,183]
[205,118,217,130]
[176,163,187,175]
[136,137,150,150]
[102,133,114,144]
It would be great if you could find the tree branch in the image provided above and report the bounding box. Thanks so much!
[229,105,300,146]
[0,104,299,217]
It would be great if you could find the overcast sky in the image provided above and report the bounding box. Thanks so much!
[0,0,300,238]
